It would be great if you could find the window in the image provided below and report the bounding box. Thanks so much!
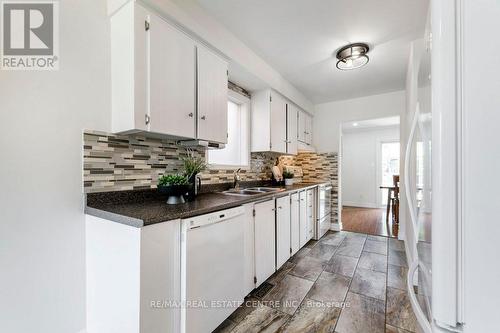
[207,91,250,167]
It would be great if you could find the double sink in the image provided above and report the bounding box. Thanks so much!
[222,187,285,196]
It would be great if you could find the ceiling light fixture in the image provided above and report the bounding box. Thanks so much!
[352,122,359,127]
[336,43,370,70]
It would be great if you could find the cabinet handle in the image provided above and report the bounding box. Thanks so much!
[278,206,282,209]
[145,114,151,125]
[188,113,194,118]
[201,115,206,120]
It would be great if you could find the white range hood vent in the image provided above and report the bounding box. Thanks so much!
[177,140,225,149]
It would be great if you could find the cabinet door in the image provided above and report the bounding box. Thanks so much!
[287,104,298,155]
[299,191,308,247]
[197,46,228,143]
[276,196,291,269]
[297,110,307,143]
[149,13,196,138]
[306,189,315,241]
[270,92,287,153]
[290,193,300,255]
[254,200,276,286]
[242,204,255,295]
[305,114,313,145]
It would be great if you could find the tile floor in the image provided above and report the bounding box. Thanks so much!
[213,231,416,333]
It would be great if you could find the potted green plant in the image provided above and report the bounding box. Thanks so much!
[180,149,207,201]
[283,170,294,186]
[157,174,190,204]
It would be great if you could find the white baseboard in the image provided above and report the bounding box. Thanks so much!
[342,201,379,209]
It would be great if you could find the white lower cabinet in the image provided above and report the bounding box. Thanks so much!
[290,192,300,255]
[86,215,181,333]
[254,199,276,286]
[299,190,308,247]
[242,203,256,295]
[306,189,315,241]
[276,195,291,268]
[86,186,320,333]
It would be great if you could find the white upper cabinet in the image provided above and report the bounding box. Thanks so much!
[110,3,228,142]
[297,110,306,142]
[270,92,287,153]
[286,103,298,155]
[110,2,148,133]
[298,110,313,145]
[149,12,196,139]
[197,46,228,144]
[305,113,313,145]
[251,89,299,154]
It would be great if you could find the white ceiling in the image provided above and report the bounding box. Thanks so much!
[195,0,428,104]
[342,116,400,132]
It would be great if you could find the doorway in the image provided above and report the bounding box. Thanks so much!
[339,116,400,237]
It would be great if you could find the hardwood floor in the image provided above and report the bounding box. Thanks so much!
[341,206,398,238]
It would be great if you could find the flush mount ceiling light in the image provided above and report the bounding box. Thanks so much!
[335,43,370,70]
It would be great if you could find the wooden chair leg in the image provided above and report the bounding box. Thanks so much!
[394,199,399,225]
[386,190,391,223]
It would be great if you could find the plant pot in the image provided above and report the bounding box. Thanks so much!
[285,178,294,186]
[184,174,199,202]
[157,184,190,204]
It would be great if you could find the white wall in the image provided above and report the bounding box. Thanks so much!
[0,1,110,332]
[313,90,405,153]
[342,126,399,208]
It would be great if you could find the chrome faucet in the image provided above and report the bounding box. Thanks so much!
[233,168,241,189]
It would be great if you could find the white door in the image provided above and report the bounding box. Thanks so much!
[299,190,308,247]
[287,104,298,154]
[254,200,276,286]
[197,45,228,143]
[270,92,287,153]
[276,196,291,269]
[149,13,196,138]
[306,189,315,241]
[290,192,300,255]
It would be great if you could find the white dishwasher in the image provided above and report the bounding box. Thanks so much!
[180,206,246,333]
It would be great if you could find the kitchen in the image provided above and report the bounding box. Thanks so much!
[1,1,499,333]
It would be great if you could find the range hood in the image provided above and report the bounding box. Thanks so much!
[177,140,225,149]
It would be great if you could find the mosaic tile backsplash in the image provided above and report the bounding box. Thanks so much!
[83,130,338,223]
[277,152,339,224]
[84,131,282,193]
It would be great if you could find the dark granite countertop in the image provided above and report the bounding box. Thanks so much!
[85,182,328,227]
